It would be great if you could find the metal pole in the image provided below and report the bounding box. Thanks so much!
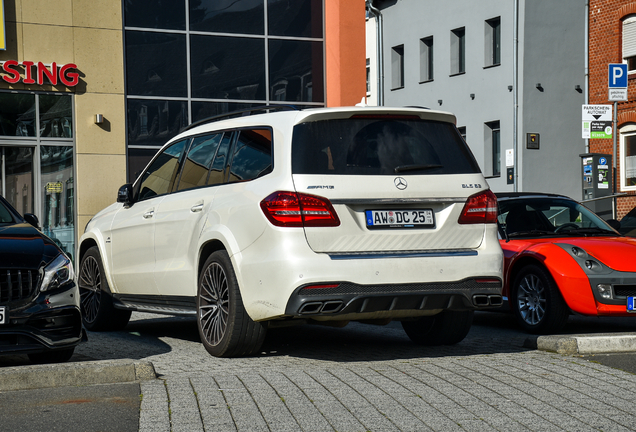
[613,100,617,219]
[366,1,384,106]
[513,0,519,192]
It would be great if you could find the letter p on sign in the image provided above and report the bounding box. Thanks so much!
[609,63,628,88]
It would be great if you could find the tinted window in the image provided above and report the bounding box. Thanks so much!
[39,95,73,138]
[0,200,14,223]
[190,35,265,100]
[620,209,636,235]
[137,140,188,201]
[191,101,257,123]
[208,133,233,186]
[269,39,324,103]
[127,99,189,147]
[124,0,186,30]
[128,147,160,183]
[292,118,480,175]
[190,0,264,34]
[125,31,187,97]
[228,129,272,182]
[268,0,323,38]
[176,133,224,191]
[0,93,36,136]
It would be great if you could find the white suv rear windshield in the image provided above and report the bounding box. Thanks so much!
[292,117,480,175]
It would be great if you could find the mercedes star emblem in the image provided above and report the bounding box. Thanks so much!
[394,177,407,190]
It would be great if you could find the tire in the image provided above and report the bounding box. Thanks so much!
[78,246,131,331]
[197,251,266,357]
[511,264,569,334]
[28,347,75,364]
[402,310,474,346]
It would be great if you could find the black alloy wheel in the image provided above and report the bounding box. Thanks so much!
[402,309,474,346]
[78,246,131,331]
[198,260,230,347]
[197,251,266,357]
[79,253,101,326]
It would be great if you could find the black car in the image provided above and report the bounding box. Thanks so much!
[619,206,636,237]
[0,195,83,363]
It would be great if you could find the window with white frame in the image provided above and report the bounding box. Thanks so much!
[391,45,404,89]
[420,36,433,82]
[623,16,636,72]
[620,125,636,190]
[485,17,501,67]
[451,27,465,75]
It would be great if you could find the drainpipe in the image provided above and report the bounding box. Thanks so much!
[513,0,519,192]
[585,0,589,153]
[366,0,384,106]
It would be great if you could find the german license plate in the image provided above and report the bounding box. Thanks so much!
[365,209,434,229]
[628,297,636,313]
[0,306,5,324]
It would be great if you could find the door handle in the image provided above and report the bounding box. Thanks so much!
[191,203,204,213]
[143,210,154,219]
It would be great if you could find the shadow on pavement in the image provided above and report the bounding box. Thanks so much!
[5,310,636,367]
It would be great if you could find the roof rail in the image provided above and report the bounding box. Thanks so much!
[182,104,302,132]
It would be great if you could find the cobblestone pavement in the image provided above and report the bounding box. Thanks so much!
[74,312,636,432]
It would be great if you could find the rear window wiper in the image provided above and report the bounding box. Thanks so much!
[507,230,554,238]
[559,227,617,236]
[394,164,443,173]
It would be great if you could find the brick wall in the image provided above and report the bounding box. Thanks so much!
[589,0,636,218]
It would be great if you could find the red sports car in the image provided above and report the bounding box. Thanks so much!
[497,192,636,334]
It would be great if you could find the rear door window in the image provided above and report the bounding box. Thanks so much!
[292,118,480,175]
[207,132,233,186]
[176,133,224,191]
[228,128,273,182]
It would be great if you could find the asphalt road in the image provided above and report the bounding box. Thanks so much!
[0,382,140,432]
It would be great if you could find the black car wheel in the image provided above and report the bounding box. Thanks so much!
[512,264,568,334]
[402,310,473,346]
[197,251,266,357]
[79,246,131,331]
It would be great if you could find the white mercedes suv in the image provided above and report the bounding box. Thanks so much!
[78,106,503,357]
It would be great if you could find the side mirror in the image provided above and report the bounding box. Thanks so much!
[117,184,134,205]
[24,213,40,229]
[606,219,621,231]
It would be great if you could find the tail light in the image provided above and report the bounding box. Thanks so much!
[458,190,498,224]
[260,191,340,227]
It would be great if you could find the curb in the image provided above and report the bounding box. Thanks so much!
[0,358,157,392]
[526,332,636,355]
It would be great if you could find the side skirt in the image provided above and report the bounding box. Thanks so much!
[113,294,197,316]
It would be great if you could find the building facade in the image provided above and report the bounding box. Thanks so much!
[589,0,636,217]
[366,0,587,201]
[0,0,365,261]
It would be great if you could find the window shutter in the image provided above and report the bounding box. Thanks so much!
[623,18,636,59]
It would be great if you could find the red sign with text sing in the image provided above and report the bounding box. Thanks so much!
[1,60,79,86]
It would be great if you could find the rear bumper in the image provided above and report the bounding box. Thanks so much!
[285,278,503,320]
[235,225,503,321]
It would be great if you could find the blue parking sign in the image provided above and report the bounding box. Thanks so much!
[609,64,628,88]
